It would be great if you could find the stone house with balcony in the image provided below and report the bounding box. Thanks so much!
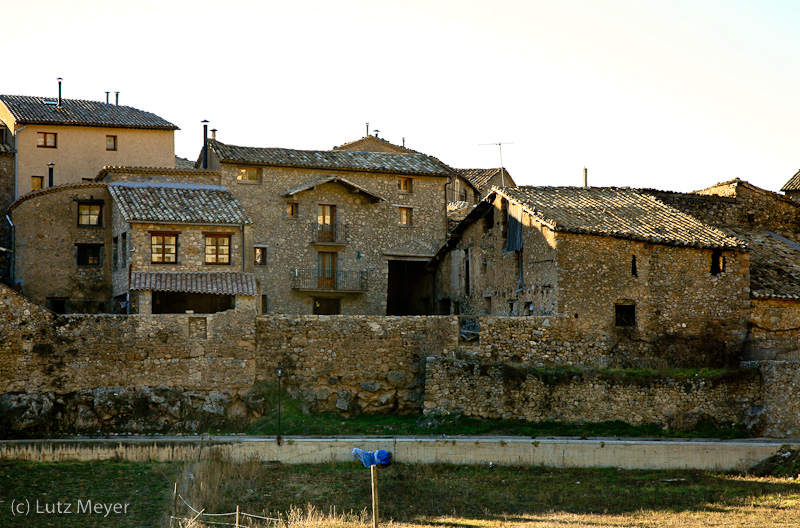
[431,186,751,361]
[201,138,454,315]
[9,167,256,314]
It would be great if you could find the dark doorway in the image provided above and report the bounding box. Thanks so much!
[313,297,340,315]
[152,291,233,314]
[387,260,434,315]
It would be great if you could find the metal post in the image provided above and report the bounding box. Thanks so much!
[276,365,283,445]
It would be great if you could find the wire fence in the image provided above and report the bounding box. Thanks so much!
[169,484,288,528]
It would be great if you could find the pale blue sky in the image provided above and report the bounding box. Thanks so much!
[4,0,800,192]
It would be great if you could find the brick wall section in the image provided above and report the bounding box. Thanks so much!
[255,315,458,413]
[424,357,763,428]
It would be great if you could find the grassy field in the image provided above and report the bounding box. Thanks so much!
[2,456,797,528]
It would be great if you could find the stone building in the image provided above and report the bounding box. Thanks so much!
[457,168,516,198]
[0,93,177,198]
[781,169,800,203]
[431,186,750,357]
[0,144,13,281]
[201,138,455,315]
[9,167,256,314]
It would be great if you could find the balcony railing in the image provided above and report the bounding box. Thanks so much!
[290,269,368,292]
[313,222,348,244]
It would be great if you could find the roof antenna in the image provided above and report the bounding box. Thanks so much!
[479,142,513,187]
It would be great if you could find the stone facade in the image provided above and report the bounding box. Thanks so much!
[206,140,451,315]
[0,150,14,282]
[434,190,751,361]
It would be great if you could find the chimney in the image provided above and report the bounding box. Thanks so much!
[366,122,369,137]
[202,120,209,169]
[583,167,588,188]
[402,137,406,147]
[115,92,119,106]
[211,128,217,140]
[105,92,110,104]
[57,78,62,107]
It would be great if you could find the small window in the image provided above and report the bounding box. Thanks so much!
[631,255,637,277]
[205,234,231,265]
[151,233,177,263]
[37,132,57,148]
[615,304,636,327]
[286,202,298,218]
[524,301,533,316]
[76,244,102,267]
[237,167,260,183]
[112,237,119,267]
[106,135,117,151]
[78,202,102,227]
[710,249,724,275]
[261,294,268,314]
[121,233,127,266]
[399,207,413,226]
[254,246,267,266]
[46,298,67,314]
[31,176,43,191]
[398,177,413,193]
[483,297,491,315]
[747,213,755,224]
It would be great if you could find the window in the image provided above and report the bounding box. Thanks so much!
[31,176,43,191]
[710,249,724,275]
[237,167,260,182]
[37,132,57,148]
[317,204,336,242]
[121,233,127,266]
[205,234,231,265]
[399,207,413,226]
[464,248,470,295]
[631,255,637,277]
[78,202,102,226]
[398,177,413,193]
[317,251,337,288]
[106,135,117,151]
[286,202,298,218]
[112,237,119,267]
[151,233,177,263]
[261,294,269,314]
[254,246,267,266]
[76,244,102,267]
[615,304,636,327]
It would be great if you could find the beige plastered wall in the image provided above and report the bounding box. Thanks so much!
[12,124,174,196]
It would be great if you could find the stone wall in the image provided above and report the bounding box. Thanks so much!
[424,357,763,429]
[0,151,13,283]
[745,298,800,361]
[752,361,800,437]
[255,315,458,413]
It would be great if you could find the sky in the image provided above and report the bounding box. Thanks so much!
[4,0,800,193]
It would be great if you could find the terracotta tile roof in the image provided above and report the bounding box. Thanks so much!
[498,186,746,250]
[723,227,800,299]
[283,176,384,202]
[332,136,417,154]
[207,140,455,177]
[109,182,251,225]
[9,182,108,211]
[457,168,514,191]
[175,156,196,169]
[781,170,800,192]
[0,95,177,130]
[130,271,257,296]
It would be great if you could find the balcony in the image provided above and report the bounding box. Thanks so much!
[290,269,368,292]
[313,222,348,245]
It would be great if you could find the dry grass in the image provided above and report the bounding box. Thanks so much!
[174,456,800,528]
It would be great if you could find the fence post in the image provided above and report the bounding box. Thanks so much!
[371,464,379,528]
[172,482,178,523]
[279,511,290,528]
[235,504,240,528]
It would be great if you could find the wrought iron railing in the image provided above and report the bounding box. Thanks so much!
[313,222,348,244]
[290,269,367,291]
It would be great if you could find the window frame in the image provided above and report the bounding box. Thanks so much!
[106,135,118,151]
[76,243,103,267]
[237,166,261,183]
[398,177,413,193]
[399,207,413,226]
[150,231,179,264]
[286,202,299,218]
[77,201,103,227]
[254,245,268,266]
[31,176,44,191]
[204,233,232,265]
[36,132,57,148]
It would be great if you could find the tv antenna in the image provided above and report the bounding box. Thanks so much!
[479,142,513,187]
